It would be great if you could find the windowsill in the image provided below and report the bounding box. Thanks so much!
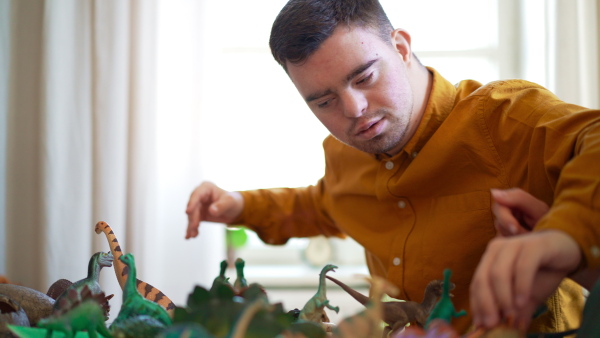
[228,264,370,289]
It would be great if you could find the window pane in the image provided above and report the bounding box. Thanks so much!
[381,0,498,51]
[188,0,501,268]
[420,56,499,85]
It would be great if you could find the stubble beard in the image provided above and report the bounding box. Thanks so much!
[347,111,411,155]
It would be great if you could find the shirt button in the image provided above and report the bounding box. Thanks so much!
[385,161,394,170]
[397,200,406,209]
[393,257,401,266]
[412,151,418,158]
[592,246,600,258]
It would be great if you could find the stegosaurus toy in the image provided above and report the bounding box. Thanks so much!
[36,285,112,338]
[53,251,114,318]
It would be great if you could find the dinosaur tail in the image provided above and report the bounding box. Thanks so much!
[94,221,176,316]
[325,275,370,306]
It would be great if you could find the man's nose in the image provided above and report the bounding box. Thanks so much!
[341,90,367,118]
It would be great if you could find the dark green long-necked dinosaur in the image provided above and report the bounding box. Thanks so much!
[110,253,172,337]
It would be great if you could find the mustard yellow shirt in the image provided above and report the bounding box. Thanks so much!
[237,68,599,333]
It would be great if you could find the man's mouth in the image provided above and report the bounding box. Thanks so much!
[355,117,384,138]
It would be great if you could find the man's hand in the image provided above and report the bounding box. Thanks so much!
[185,181,244,239]
[491,188,549,236]
[470,230,581,331]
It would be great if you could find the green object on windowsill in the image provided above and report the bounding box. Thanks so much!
[226,227,248,249]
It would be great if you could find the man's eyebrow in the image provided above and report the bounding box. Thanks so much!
[306,89,333,103]
[345,58,378,83]
[305,58,379,103]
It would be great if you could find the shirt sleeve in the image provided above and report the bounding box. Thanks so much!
[479,80,600,269]
[233,180,345,245]
[536,118,600,269]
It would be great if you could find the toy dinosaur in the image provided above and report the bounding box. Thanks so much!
[298,264,339,324]
[326,275,446,333]
[209,259,267,301]
[331,275,399,338]
[53,251,114,314]
[109,253,172,337]
[425,269,466,328]
[210,260,232,293]
[36,286,112,338]
[94,221,176,316]
[234,257,248,290]
[47,279,74,300]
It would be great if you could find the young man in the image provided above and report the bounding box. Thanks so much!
[186,0,600,333]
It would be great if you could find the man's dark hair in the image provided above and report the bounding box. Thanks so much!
[269,0,394,72]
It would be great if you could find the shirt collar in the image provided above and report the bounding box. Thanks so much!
[375,67,457,161]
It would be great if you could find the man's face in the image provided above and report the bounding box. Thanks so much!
[287,25,415,155]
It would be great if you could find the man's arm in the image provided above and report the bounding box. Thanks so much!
[471,188,599,330]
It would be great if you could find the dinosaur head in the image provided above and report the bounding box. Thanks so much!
[119,253,134,267]
[94,221,108,234]
[320,264,338,276]
[425,280,454,297]
[235,258,245,269]
[98,251,114,268]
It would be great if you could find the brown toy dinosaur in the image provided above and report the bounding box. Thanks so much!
[94,221,176,316]
[332,275,399,338]
[326,275,448,334]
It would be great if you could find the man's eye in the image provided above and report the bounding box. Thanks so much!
[357,73,374,85]
[317,99,332,108]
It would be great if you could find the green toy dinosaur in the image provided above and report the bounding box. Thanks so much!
[53,251,114,315]
[299,264,339,323]
[233,258,248,290]
[109,253,172,336]
[425,269,466,328]
[210,260,231,292]
[37,286,112,338]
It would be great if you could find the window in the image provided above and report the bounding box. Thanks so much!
[157,0,501,276]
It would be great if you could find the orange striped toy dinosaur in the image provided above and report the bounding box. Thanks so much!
[94,221,175,317]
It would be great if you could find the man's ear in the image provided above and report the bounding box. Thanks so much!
[391,28,412,62]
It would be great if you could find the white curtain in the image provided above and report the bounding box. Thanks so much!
[1,0,224,321]
[519,0,600,108]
